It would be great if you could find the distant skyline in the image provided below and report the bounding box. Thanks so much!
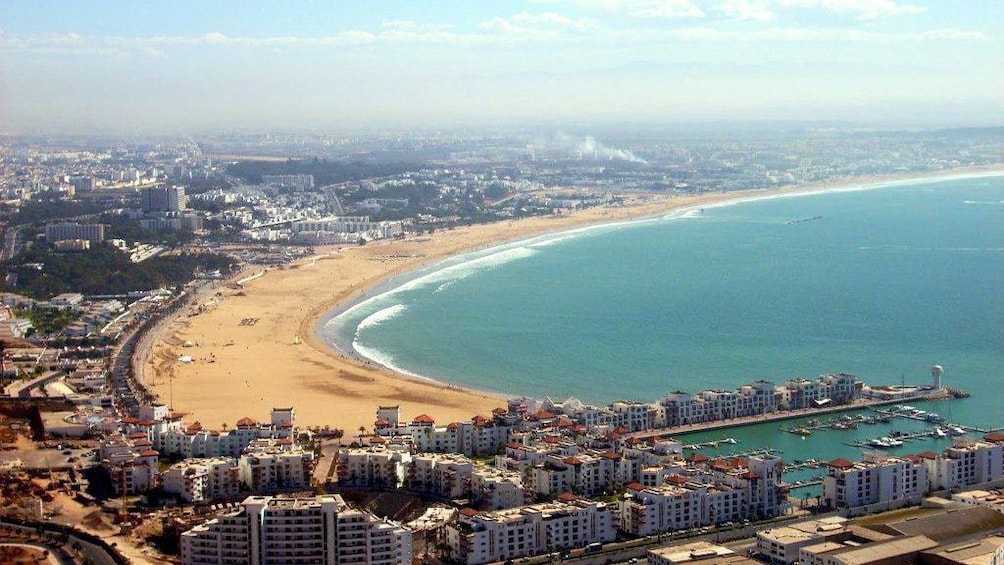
[1,0,1001,133]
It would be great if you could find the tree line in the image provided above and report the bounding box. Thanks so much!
[2,243,235,299]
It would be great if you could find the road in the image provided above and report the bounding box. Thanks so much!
[0,541,67,564]
[108,277,229,416]
[0,518,122,565]
[2,224,22,261]
[542,508,842,565]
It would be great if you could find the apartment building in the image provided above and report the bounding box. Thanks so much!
[924,437,1004,491]
[822,452,929,510]
[619,480,706,536]
[162,457,240,503]
[44,222,105,243]
[406,453,475,499]
[337,445,412,488]
[181,494,412,565]
[446,499,616,565]
[238,438,315,492]
[130,408,294,460]
[470,467,526,510]
[99,433,159,495]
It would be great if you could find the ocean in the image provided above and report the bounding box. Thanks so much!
[320,174,1004,474]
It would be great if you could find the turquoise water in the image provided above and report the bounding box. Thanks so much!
[321,175,1004,467]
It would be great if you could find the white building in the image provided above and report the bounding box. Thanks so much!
[446,498,617,565]
[99,433,159,495]
[162,457,240,503]
[470,467,526,510]
[337,445,412,488]
[923,436,1004,491]
[126,408,295,460]
[619,480,706,536]
[406,453,475,499]
[755,517,850,565]
[821,451,928,510]
[239,438,314,492]
[181,494,412,565]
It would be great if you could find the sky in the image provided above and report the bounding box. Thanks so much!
[0,0,1001,133]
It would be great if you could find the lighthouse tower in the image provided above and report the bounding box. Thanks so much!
[932,365,944,390]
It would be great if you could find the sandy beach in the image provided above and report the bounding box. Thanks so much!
[143,166,1003,436]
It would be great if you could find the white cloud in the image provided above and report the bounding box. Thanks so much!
[628,0,706,18]
[534,0,705,18]
[380,21,455,33]
[479,11,598,37]
[0,16,990,60]
[716,0,775,21]
[776,0,926,20]
[661,25,990,42]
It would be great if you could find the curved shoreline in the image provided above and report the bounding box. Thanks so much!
[314,167,1004,391]
[144,165,1003,435]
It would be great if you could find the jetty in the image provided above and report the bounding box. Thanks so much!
[630,395,935,441]
[785,477,825,490]
[844,430,940,449]
[682,437,740,450]
[873,408,1003,435]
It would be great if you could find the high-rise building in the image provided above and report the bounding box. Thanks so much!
[142,186,186,213]
[181,495,413,565]
[71,176,96,192]
[45,222,105,243]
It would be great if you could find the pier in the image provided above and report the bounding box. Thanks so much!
[783,460,823,471]
[872,408,1003,435]
[630,395,935,441]
[785,478,824,490]
[682,437,741,450]
[844,430,941,449]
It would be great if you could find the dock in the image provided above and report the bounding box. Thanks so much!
[785,478,824,490]
[783,460,823,471]
[844,430,940,449]
[700,448,783,459]
[682,437,741,450]
[630,395,934,441]
[872,408,1003,435]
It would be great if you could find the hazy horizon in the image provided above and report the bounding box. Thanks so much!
[2,0,1002,134]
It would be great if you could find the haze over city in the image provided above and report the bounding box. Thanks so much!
[2,0,1002,133]
[1,2,1004,565]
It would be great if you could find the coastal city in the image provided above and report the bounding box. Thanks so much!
[0,126,1002,565]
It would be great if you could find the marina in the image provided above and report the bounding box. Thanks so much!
[774,405,1003,450]
[682,437,740,450]
[633,393,939,442]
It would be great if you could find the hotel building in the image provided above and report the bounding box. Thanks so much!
[822,452,929,510]
[181,494,412,565]
[446,498,617,565]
